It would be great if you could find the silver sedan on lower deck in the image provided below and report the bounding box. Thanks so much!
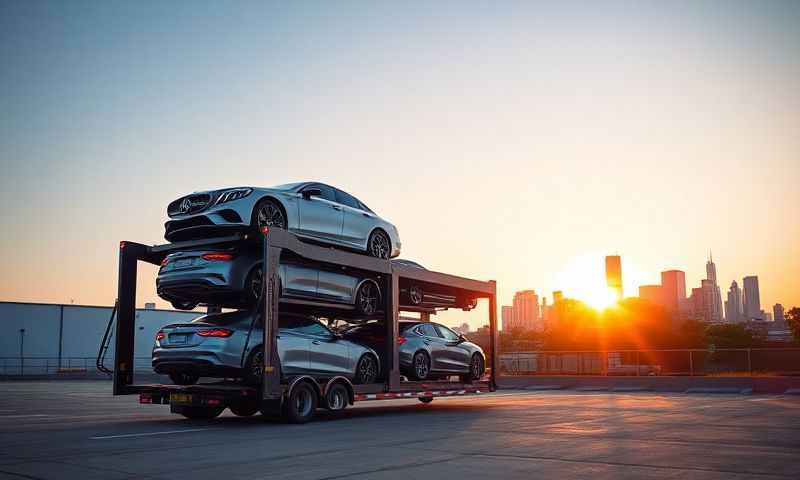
[152,310,380,386]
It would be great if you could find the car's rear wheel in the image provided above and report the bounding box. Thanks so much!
[461,354,484,383]
[325,383,349,412]
[169,372,199,385]
[355,354,378,384]
[171,301,198,311]
[229,400,259,417]
[177,405,225,419]
[247,266,263,303]
[411,351,431,381]
[367,230,391,259]
[355,281,379,316]
[244,348,264,385]
[253,199,286,232]
[285,382,317,424]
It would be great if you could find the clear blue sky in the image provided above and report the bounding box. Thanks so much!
[1,1,799,325]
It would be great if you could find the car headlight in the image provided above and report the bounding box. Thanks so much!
[215,188,252,205]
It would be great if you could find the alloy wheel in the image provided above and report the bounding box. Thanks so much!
[357,282,378,316]
[414,352,429,380]
[368,231,390,259]
[257,201,286,229]
[471,355,483,380]
[358,355,377,384]
[249,267,263,300]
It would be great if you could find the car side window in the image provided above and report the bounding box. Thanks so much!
[304,184,337,202]
[334,189,362,209]
[434,324,460,342]
[420,323,440,338]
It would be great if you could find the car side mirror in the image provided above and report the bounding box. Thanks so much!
[458,334,466,343]
[302,188,322,199]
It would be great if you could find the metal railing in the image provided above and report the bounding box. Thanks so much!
[0,357,153,376]
[499,348,800,377]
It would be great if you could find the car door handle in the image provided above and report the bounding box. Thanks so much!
[312,340,321,345]
[362,213,371,217]
[331,205,342,211]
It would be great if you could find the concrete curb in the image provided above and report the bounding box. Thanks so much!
[684,387,746,394]
[523,385,563,391]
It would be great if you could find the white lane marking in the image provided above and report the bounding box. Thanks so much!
[90,428,215,440]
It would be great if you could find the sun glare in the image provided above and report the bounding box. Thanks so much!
[555,253,622,311]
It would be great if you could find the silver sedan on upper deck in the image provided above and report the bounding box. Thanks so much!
[164,182,401,259]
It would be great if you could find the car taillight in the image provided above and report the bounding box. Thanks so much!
[160,258,169,267]
[201,252,234,261]
[156,330,165,341]
[397,336,407,345]
[196,328,233,338]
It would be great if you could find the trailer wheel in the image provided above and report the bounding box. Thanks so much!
[325,383,349,412]
[229,400,259,417]
[177,405,225,419]
[285,381,317,424]
[419,396,433,404]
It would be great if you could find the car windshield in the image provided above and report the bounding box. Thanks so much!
[191,311,247,326]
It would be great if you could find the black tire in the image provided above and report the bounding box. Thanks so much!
[461,354,484,384]
[169,372,199,385]
[171,301,198,311]
[367,230,391,259]
[244,348,264,386]
[408,285,423,306]
[355,281,380,316]
[229,400,259,417]
[178,406,225,419]
[325,383,349,412]
[246,266,263,303]
[285,382,318,424]
[252,198,287,232]
[411,351,431,381]
[354,354,378,384]
[418,396,434,404]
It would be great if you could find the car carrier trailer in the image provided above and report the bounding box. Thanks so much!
[111,227,497,423]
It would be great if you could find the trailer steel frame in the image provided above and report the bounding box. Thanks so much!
[113,228,497,419]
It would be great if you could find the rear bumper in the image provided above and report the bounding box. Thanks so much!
[156,270,247,306]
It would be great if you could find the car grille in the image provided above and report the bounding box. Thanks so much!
[164,216,215,239]
[167,193,213,217]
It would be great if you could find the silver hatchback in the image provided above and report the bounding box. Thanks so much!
[152,310,380,386]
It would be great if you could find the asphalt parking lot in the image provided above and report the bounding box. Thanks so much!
[0,381,797,479]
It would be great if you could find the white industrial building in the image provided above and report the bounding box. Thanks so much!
[0,301,200,376]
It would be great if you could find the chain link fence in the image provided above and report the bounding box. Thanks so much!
[499,349,800,376]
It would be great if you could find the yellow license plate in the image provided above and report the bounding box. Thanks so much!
[171,393,192,405]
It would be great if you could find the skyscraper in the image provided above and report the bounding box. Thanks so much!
[742,276,761,320]
[773,304,785,327]
[700,279,717,322]
[660,270,686,313]
[501,306,513,331]
[540,296,550,331]
[639,285,663,306]
[512,290,539,331]
[725,281,742,323]
[705,252,723,322]
[605,255,623,300]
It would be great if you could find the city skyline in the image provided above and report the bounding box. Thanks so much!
[0,2,798,329]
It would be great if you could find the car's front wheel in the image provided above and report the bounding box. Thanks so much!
[355,281,380,316]
[169,372,199,385]
[461,354,484,383]
[252,198,286,232]
[246,266,263,303]
[367,230,391,259]
[244,348,264,385]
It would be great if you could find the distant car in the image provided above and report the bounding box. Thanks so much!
[157,247,382,316]
[152,311,380,387]
[164,182,401,259]
[393,259,478,311]
[341,320,485,383]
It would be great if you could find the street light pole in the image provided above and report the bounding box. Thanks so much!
[19,328,25,375]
